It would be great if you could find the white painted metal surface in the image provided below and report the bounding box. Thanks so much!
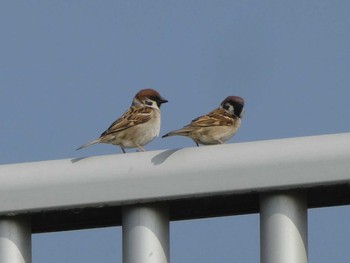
[122,204,169,263]
[0,217,31,263]
[260,192,308,263]
[0,132,350,215]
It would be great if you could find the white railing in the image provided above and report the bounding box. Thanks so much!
[1,132,350,263]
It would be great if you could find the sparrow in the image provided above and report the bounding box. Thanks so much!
[162,96,244,146]
[77,89,168,153]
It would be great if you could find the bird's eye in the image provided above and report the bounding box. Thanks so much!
[145,100,153,106]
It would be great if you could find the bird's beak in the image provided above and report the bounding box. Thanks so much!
[160,97,168,104]
[156,97,168,108]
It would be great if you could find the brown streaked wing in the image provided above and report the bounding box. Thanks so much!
[190,108,234,127]
[101,106,152,136]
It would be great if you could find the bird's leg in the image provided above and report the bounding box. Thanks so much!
[136,144,145,152]
[120,147,126,153]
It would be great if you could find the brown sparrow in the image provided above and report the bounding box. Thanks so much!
[77,89,168,153]
[162,96,244,146]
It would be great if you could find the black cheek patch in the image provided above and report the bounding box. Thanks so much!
[223,103,231,111]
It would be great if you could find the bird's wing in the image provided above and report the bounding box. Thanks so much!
[101,106,152,136]
[190,108,234,127]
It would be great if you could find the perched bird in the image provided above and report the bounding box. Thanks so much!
[77,89,168,153]
[162,96,244,146]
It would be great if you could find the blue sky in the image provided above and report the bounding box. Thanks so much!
[1,1,350,262]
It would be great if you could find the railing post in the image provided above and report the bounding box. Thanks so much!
[0,216,31,263]
[260,191,308,263]
[122,203,169,263]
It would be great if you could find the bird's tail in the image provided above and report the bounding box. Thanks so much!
[162,128,192,138]
[76,138,101,150]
